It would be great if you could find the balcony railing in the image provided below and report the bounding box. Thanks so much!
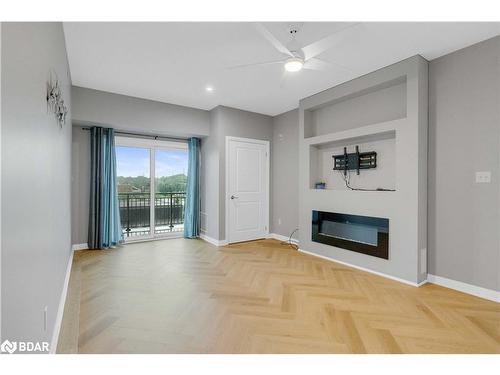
[118,192,186,238]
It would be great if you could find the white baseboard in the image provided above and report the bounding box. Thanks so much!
[267,233,299,244]
[416,279,428,287]
[71,243,88,251]
[199,234,228,247]
[50,249,74,354]
[298,248,423,287]
[427,274,500,303]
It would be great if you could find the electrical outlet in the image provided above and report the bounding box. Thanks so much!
[278,218,282,226]
[44,306,48,332]
[475,171,491,183]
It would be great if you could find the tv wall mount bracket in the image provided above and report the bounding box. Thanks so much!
[332,146,377,176]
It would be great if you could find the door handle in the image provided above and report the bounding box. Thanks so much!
[230,195,239,200]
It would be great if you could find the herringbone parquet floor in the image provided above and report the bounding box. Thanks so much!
[61,238,499,354]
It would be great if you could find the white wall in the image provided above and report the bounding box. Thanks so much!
[428,36,500,291]
[1,22,72,347]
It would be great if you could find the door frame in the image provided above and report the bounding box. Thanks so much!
[225,136,270,244]
[115,135,188,242]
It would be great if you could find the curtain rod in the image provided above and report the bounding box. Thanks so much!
[81,127,188,142]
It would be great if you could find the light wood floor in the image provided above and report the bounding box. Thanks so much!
[58,238,500,354]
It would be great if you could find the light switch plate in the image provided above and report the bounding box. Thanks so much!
[475,171,491,183]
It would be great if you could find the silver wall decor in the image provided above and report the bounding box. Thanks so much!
[46,70,68,127]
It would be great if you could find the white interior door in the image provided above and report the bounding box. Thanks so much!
[227,137,269,244]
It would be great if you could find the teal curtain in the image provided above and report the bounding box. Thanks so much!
[184,137,200,238]
[88,127,123,249]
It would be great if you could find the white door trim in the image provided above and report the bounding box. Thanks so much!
[225,136,270,244]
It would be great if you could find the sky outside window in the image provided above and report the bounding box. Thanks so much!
[116,147,188,177]
[155,149,188,177]
[116,146,188,193]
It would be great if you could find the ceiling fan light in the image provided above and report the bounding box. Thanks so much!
[284,58,304,72]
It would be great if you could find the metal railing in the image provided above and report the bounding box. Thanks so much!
[118,192,186,237]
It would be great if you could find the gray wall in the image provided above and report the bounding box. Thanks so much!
[69,33,500,290]
[269,37,500,290]
[298,56,428,285]
[1,23,72,345]
[428,36,500,291]
[310,80,406,137]
[0,21,3,341]
[216,106,273,240]
[200,109,220,240]
[71,127,90,245]
[72,86,210,137]
[270,109,299,240]
[71,95,272,245]
[200,106,273,241]
[70,88,211,245]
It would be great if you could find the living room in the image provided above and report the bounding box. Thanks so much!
[1,0,499,373]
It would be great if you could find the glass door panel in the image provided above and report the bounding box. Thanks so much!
[154,148,188,235]
[116,146,152,239]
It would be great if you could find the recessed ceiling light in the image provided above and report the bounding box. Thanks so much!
[205,86,214,92]
[284,57,304,72]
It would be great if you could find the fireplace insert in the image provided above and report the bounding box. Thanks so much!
[312,211,389,259]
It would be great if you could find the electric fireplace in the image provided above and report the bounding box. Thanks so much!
[312,211,389,259]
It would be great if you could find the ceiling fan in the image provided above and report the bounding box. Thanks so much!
[228,22,361,74]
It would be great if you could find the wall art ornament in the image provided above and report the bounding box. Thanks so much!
[46,70,68,128]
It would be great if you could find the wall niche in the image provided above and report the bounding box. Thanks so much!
[304,76,407,139]
[299,56,428,286]
[309,130,396,191]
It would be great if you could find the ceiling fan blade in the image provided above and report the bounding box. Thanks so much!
[301,23,362,60]
[303,58,332,71]
[303,57,354,73]
[254,23,294,57]
[227,59,283,70]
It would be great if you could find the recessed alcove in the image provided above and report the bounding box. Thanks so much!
[299,56,428,285]
[309,129,396,191]
[304,76,407,139]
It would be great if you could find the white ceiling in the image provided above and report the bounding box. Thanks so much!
[63,22,499,116]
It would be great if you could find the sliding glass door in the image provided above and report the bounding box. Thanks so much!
[115,136,188,241]
[154,149,188,235]
[116,145,151,238]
